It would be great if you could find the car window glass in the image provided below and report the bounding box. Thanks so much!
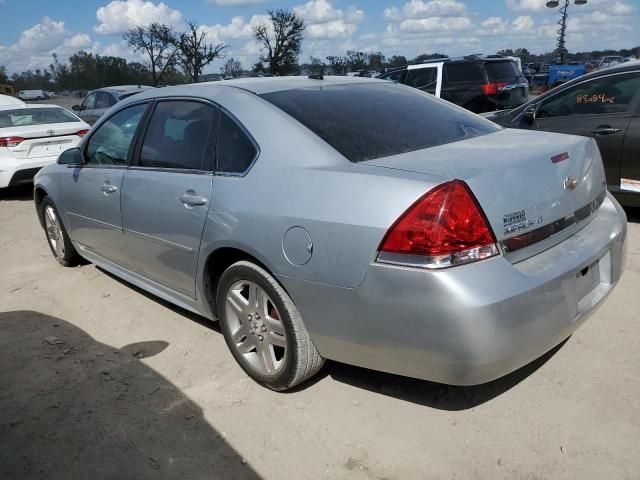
[108,94,117,107]
[85,104,147,166]
[537,72,640,118]
[0,107,79,127]
[262,83,499,163]
[381,70,404,83]
[406,68,437,93]
[95,92,111,109]
[139,101,217,171]
[82,93,96,110]
[485,61,520,82]
[217,111,257,174]
[445,63,484,83]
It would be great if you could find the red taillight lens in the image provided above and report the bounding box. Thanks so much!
[378,180,498,268]
[0,136,25,148]
[75,129,89,137]
[481,82,508,95]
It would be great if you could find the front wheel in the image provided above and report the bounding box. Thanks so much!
[216,261,324,391]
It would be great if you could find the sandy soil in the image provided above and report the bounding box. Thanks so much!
[1,184,639,480]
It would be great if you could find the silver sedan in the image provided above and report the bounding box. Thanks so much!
[33,76,627,391]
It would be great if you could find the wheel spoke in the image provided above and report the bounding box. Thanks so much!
[45,207,55,225]
[265,316,285,336]
[55,236,65,257]
[227,289,248,318]
[237,336,257,354]
[267,332,286,348]
[230,326,247,344]
[257,342,276,374]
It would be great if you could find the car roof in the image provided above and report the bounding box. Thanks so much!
[92,85,154,94]
[194,75,386,94]
[0,94,25,107]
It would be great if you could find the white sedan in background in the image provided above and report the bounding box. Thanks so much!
[0,104,90,188]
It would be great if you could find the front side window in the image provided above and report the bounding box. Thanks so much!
[139,101,217,170]
[85,104,147,166]
[82,93,96,110]
[538,73,640,118]
[262,83,499,163]
[406,68,438,93]
[217,112,258,174]
[380,69,404,83]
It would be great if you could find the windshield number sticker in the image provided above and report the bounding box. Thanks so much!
[576,94,614,104]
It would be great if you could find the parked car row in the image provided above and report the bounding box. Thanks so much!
[71,85,154,125]
[378,54,528,114]
[31,75,627,391]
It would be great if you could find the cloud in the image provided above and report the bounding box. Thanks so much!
[294,0,364,39]
[505,0,545,12]
[94,0,183,35]
[18,17,68,51]
[63,33,93,50]
[399,16,472,33]
[209,0,265,5]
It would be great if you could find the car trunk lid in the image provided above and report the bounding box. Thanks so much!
[362,129,607,262]
[1,123,84,159]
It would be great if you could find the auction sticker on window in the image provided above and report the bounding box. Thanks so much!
[621,178,640,193]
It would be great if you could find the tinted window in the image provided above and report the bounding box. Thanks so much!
[108,94,117,106]
[85,104,146,166]
[445,63,484,83]
[95,92,111,109]
[538,73,640,118]
[380,69,404,83]
[139,101,217,170]
[406,68,438,93]
[217,111,257,173]
[0,107,78,127]
[262,83,499,163]
[485,61,520,81]
[82,93,96,110]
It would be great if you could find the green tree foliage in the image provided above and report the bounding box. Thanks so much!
[254,9,305,75]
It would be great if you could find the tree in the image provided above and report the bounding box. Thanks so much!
[367,51,386,72]
[177,20,226,83]
[222,58,243,78]
[0,65,8,84]
[123,23,180,86]
[386,55,407,68]
[496,48,515,57]
[411,53,447,63]
[513,47,531,63]
[325,55,348,75]
[345,50,368,71]
[254,9,305,75]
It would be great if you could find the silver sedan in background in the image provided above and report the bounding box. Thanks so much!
[33,77,627,391]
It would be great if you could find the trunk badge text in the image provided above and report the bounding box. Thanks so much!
[46,129,55,136]
[564,176,579,191]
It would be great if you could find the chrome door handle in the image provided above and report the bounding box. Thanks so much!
[101,184,118,194]
[589,127,621,135]
[179,193,207,207]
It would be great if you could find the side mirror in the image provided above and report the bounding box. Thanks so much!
[523,104,537,124]
[57,147,85,166]
[72,104,81,111]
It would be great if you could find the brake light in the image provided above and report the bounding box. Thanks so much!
[75,129,89,137]
[0,136,24,148]
[481,82,508,95]
[378,180,498,268]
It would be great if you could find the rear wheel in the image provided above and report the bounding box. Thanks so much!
[41,197,80,267]
[217,260,324,391]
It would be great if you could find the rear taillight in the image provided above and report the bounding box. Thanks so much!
[481,82,508,95]
[377,180,498,269]
[75,129,89,137]
[0,136,24,148]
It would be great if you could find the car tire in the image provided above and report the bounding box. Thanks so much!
[40,197,81,267]
[216,260,324,391]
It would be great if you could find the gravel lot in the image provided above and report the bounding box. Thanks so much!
[1,183,640,478]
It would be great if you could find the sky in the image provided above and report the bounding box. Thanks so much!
[0,0,638,74]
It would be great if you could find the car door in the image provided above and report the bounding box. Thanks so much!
[534,71,640,192]
[78,93,97,124]
[405,64,441,97]
[62,103,149,268]
[120,99,218,298]
[618,108,640,204]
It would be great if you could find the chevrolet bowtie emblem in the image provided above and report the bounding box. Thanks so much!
[564,176,578,191]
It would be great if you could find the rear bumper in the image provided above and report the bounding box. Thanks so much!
[279,193,627,385]
[0,155,58,188]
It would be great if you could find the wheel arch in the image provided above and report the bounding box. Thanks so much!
[34,185,49,228]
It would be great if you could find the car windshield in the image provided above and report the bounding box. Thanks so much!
[261,83,499,162]
[485,61,521,82]
[0,107,78,128]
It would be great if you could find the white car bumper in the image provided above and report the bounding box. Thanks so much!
[0,154,59,189]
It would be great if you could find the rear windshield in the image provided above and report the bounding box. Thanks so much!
[261,83,499,163]
[0,108,78,128]
[485,61,520,81]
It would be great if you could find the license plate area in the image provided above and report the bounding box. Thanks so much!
[574,250,612,317]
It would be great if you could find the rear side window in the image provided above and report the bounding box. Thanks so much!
[0,107,78,127]
[139,101,218,171]
[217,111,258,174]
[262,83,499,163]
[406,68,438,93]
[95,92,111,109]
[485,61,520,82]
[445,63,484,83]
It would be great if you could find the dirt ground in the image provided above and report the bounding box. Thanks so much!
[1,184,639,480]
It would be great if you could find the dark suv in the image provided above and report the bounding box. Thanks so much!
[378,55,528,114]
